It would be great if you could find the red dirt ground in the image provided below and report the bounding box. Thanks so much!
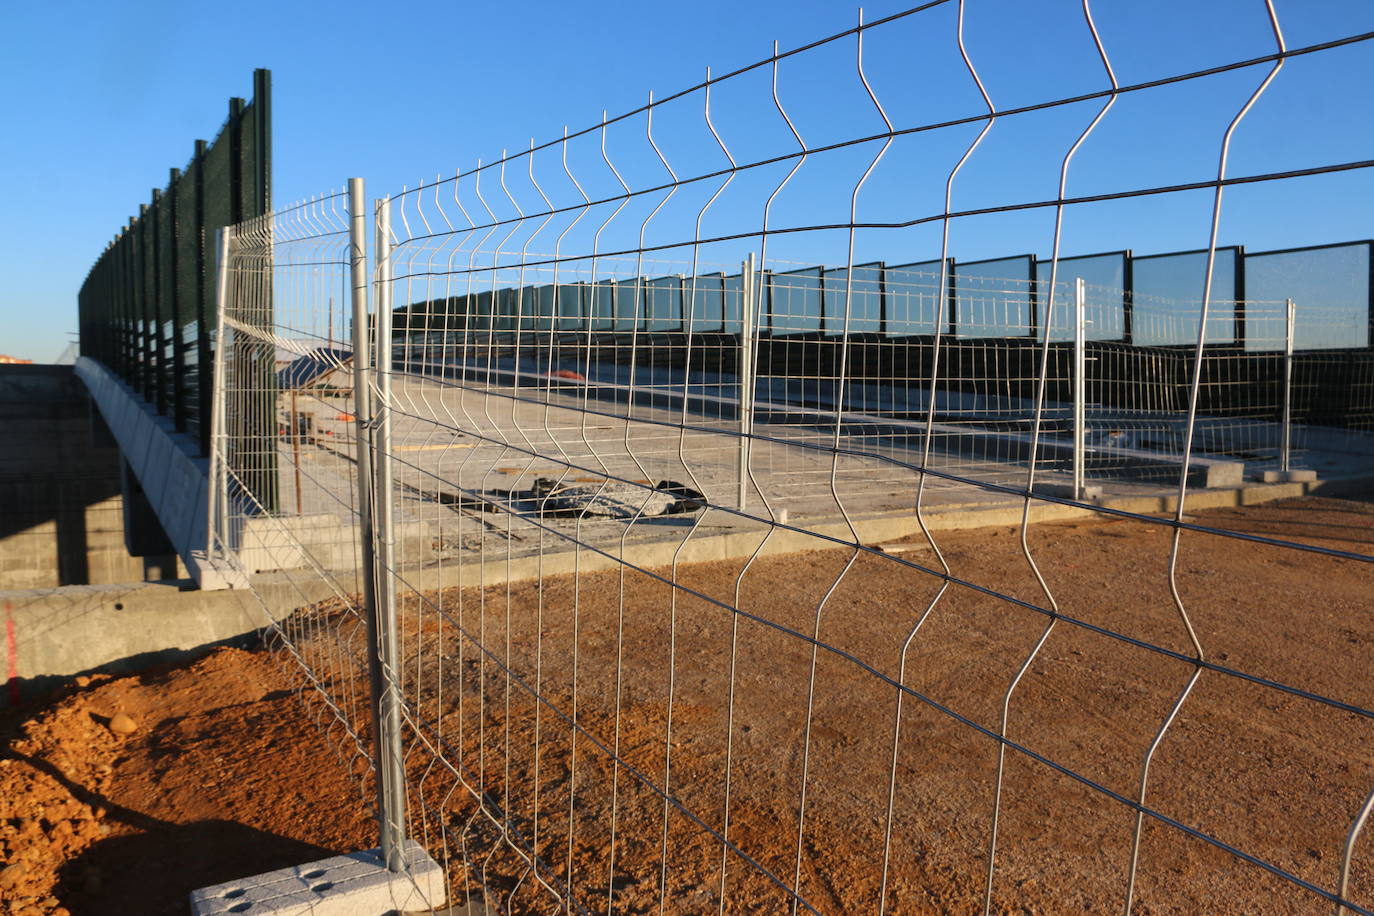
[2,496,1373,915]
[0,650,373,915]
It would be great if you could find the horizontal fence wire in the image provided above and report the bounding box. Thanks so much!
[212,1,1374,913]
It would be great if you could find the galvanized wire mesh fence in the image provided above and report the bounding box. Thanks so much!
[208,188,380,799]
[207,2,1374,913]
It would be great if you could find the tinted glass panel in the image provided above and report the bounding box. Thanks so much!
[493,287,516,331]
[556,284,583,329]
[885,260,944,336]
[689,273,725,331]
[472,291,492,331]
[768,267,822,335]
[821,264,882,334]
[647,276,682,331]
[954,256,1033,338]
[1244,243,1369,350]
[531,285,555,330]
[615,279,640,331]
[1132,249,1237,346]
[722,274,743,334]
[1035,253,1127,341]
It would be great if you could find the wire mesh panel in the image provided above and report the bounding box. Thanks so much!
[190,3,1374,914]
[349,3,1374,914]
[209,190,381,800]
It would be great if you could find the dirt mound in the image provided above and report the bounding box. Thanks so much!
[0,648,373,915]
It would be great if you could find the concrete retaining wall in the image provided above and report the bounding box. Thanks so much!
[0,365,181,589]
[74,358,236,589]
[1,575,339,705]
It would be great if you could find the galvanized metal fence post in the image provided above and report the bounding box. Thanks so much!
[369,193,408,870]
[348,179,377,611]
[207,227,234,558]
[1281,297,1295,473]
[346,177,395,867]
[1073,277,1087,501]
[738,253,756,510]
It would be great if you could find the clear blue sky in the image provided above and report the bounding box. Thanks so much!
[1,0,1370,361]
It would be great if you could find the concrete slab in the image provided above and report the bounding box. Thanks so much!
[128,409,157,479]
[189,840,445,916]
[186,473,211,555]
[185,549,251,591]
[144,433,177,518]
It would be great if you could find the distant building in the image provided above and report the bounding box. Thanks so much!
[0,355,33,364]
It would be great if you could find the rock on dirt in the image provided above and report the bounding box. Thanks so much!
[106,713,137,736]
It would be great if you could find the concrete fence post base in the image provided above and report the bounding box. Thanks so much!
[189,839,445,915]
[1260,468,1317,483]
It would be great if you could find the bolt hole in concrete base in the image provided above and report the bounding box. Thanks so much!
[303,869,325,879]
[223,888,245,898]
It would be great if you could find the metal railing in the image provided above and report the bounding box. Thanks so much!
[204,3,1374,914]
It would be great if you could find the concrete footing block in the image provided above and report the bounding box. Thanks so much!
[185,550,250,591]
[1034,482,1104,501]
[190,840,446,915]
[1259,469,1318,483]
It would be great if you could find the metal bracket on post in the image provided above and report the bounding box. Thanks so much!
[1072,277,1087,501]
[353,185,408,872]
[738,253,756,511]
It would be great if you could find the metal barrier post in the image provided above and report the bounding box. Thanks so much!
[1073,277,1086,500]
[349,179,392,867]
[349,179,377,602]
[208,227,234,557]
[1281,297,1295,473]
[738,253,756,510]
[369,194,408,871]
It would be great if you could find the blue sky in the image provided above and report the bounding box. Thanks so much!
[1,0,1370,360]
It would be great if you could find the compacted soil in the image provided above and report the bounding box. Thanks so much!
[2,496,1373,915]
